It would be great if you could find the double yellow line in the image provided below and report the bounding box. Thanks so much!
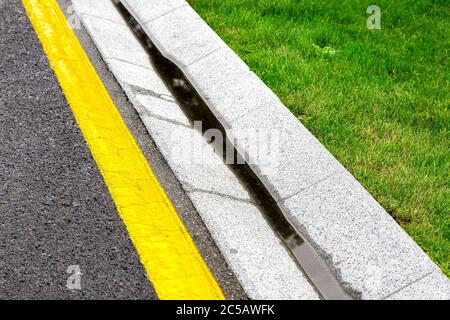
[23,0,223,300]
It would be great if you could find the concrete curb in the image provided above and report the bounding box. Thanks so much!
[121,0,449,299]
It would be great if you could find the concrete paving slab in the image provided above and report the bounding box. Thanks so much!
[105,58,169,97]
[281,173,441,299]
[72,0,125,24]
[385,271,450,300]
[139,115,252,201]
[103,58,190,126]
[80,15,150,68]
[135,94,188,126]
[188,191,320,300]
[123,0,188,24]
[186,47,283,124]
[144,5,226,68]
[230,102,346,201]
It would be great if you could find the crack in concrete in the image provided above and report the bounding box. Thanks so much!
[187,187,255,205]
[128,83,175,103]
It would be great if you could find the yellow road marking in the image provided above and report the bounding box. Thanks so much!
[23,0,224,300]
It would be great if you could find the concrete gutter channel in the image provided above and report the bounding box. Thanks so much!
[73,0,449,299]
[114,1,350,300]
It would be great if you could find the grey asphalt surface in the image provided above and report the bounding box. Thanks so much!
[0,0,245,299]
[0,0,156,299]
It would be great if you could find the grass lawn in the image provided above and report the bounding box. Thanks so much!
[188,0,449,276]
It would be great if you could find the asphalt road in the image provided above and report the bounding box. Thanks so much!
[0,0,157,299]
[0,0,245,299]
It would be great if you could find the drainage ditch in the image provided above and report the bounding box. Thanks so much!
[114,0,352,300]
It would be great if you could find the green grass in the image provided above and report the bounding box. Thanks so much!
[188,0,450,276]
